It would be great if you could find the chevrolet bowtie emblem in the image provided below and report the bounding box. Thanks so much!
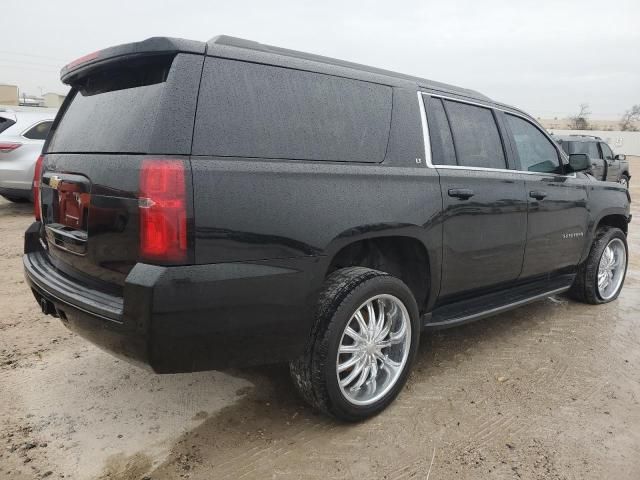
[49,175,62,190]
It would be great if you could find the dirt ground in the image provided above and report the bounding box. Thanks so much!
[1,182,639,480]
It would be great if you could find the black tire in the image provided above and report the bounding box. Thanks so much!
[569,227,628,304]
[1,195,29,203]
[289,267,420,421]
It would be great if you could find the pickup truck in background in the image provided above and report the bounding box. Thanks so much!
[554,135,631,188]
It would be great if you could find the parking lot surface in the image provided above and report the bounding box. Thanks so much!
[1,181,639,480]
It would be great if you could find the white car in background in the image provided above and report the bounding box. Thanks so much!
[0,109,56,202]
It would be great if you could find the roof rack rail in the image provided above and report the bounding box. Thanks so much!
[207,35,493,103]
[568,134,603,141]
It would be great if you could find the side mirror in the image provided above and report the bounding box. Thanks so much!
[615,153,626,161]
[567,153,591,173]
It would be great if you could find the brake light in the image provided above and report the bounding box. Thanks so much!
[33,155,44,221]
[65,51,99,71]
[139,159,187,263]
[0,142,21,153]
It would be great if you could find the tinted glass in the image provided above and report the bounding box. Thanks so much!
[505,114,560,173]
[567,140,601,159]
[23,121,52,140]
[0,117,16,135]
[443,100,506,169]
[600,142,614,160]
[563,141,583,154]
[426,97,456,165]
[193,58,392,162]
[47,56,173,153]
[587,141,601,159]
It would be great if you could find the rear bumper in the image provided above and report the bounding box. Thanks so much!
[24,222,320,373]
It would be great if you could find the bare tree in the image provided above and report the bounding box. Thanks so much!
[569,103,591,130]
[619,105,640,131]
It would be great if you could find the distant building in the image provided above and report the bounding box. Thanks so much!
[43,92,66,108]
[18,94,44,107]
[0,84,19,106]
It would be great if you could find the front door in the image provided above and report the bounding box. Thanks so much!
[502,113,589,278]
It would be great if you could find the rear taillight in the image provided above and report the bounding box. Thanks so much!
[0,142,21,153]
[139,159,188,263]
[33,155,44,221]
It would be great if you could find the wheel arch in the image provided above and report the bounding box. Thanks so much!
[595,212,629,236]
[321,231,433,312]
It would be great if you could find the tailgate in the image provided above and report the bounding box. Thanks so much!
[40,154,145,288]
[36,50,202,289]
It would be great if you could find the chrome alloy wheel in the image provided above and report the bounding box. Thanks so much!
[336,294,411,406]
[597,238,627,300]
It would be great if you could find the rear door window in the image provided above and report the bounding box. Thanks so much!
[193,58,392,162]
[505,114,561,173]
[426,97,456,166]
[23,121,53,140]
[443,100,506,169]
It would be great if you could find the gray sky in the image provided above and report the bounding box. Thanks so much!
[2,0,638,119]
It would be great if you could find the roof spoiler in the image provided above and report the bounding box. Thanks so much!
[60,37,206,84]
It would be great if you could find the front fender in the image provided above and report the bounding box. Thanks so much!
[580,183,631,263]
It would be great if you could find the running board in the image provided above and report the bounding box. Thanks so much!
[423,274,575,330]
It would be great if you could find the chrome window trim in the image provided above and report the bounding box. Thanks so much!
[417,91,433,167]
[417,92,575,178]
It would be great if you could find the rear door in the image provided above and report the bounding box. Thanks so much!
[502,114,589,278]
[425,95,528,298]
[40,52,202,288]
[600,142,619,181]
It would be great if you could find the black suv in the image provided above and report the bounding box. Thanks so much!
[554,135,631,188]
[24,36,631,421]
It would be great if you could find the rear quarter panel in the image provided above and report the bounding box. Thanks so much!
[191,158,442,282]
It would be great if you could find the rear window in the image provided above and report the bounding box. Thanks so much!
[46,55,174,153]
[561,140,600,159]
[0,116,16,135]
[192,58,392,162]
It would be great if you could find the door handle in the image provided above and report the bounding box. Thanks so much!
[529,190,548,200]
[448,188,475,200]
